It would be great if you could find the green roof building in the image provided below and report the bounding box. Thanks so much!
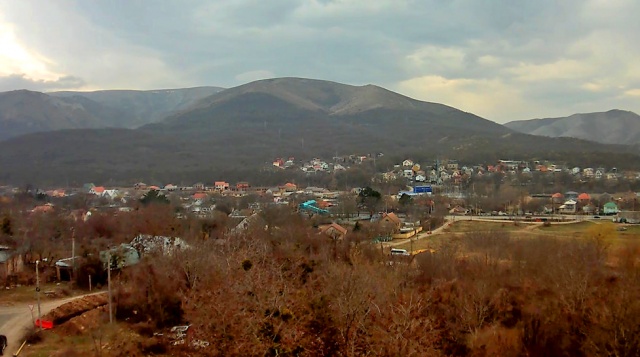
[603,202,619,215]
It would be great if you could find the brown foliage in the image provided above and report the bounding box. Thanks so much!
[104,223,640,356]
[115,260,186,328]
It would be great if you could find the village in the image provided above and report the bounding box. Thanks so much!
[2,154,640,284]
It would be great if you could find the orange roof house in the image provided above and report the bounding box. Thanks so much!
[315,200,332,209]
[381,212,402,228]
[578,193,591,201]
[319,223,348,240]
[282,182,297,191]
[32,204,54,214]
[193,192,207,200]
[214,181,230,190]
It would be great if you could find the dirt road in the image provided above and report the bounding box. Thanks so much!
[0,292,105,356]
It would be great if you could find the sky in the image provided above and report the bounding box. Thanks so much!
[1,0,639,123]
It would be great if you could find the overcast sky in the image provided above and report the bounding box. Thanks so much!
[1,0,639,123]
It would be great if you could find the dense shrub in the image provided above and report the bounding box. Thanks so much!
[115,260,185,328]
[107,226,640,356]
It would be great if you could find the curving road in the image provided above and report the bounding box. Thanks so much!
[0,292,105,356]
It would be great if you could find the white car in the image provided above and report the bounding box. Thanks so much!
[390,248,411,256]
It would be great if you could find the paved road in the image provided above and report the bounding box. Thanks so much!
[0,292,106,356]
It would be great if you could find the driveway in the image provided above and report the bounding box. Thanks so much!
[0,292,106,356]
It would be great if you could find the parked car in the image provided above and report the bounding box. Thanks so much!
[390,248,411,256]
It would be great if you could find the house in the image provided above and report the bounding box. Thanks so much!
[46,189,66,198]
[551,192,564,203]
[0,246,24,284]
[192,192,207,200]
[449,206,469,215]
[214,181,230,191]
[90,186,106,196]
[230,213,268,235]
[446,161,459,170]
[382,171,397,182]
[236,182,250,191]
[281,182,297,192]
[403,169,414,178]
[559,200,577,214]
[603,202,619,215]
[319,223,348,240]
[583,168,594,178]
[415,174,426,182]
[577,193,591,202]
[55,256,81,281]
[100,244,140,270]
[380,212,402,230]
[402,159,414,167]
[32,203,54,214]
[103,189,119,200]
[595,169,604,180]
[605,172,619,181]
[193,182,205,190]
[164,184,178,191]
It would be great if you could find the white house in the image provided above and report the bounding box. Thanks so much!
[559,199,577,214]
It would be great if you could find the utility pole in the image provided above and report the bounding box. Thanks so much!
[71,228,76,280]
[36,260,42,330]
[107,253,113,324]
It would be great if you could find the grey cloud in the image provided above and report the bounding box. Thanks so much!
[1,0,639,120]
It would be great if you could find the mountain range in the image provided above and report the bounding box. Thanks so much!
[505,110,640,146]
[0,87,223,140]
[0,78,639,186]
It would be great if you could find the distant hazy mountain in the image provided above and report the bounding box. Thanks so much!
[50,86,225,128]
[0,87,225,141]
[0,78,638,186]
[0,90,106,141]
[505,110,640,145]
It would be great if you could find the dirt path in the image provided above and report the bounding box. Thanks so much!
[0,292,106,355]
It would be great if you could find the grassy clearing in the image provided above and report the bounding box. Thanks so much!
[394,232,458,252]
[0,282,81,305]
[444,220,527,233]
[399,220,640,253]
[537,221,596,232]
[21,323,129,357]
[617,224,640,233]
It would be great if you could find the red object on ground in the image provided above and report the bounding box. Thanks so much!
[35,319,54,329]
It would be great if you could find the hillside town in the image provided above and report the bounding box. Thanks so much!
[2,154,639,271]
